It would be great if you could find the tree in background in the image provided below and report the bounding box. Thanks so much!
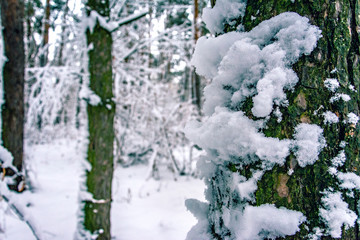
[186,0,360,239]
[81,0,115,239]
[1,0,25,192]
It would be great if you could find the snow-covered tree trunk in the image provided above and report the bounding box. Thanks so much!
[82,0,115,239]
[1,0,25,192]
[185,0,360,239]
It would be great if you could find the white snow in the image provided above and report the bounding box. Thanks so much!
[337,172,360,190]
[292,123,326,167]
[237,171,264,201]
[5,140,205,240]
[192,12,321,116]
[346,112,359,125]
[79,86,101,106]
[323,111,339,124]
[330,93,351,103]
[324,78,339,92]
[202,0,246,35]
[232,204,306,240]
[185,107,291,167]
[331,150,346,167]
[84,10,118,33]
[319,191,357,238]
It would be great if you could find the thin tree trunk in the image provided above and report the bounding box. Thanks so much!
[83,0,115,239]
[58,0,69,66]
[192,0,201,112]
[1,0,25,192]
[40,0,50,67]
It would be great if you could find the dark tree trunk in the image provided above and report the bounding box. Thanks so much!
[192,0,202,112]
[39,0,50,67]
[1,0,25,191]
[83,0,115,239]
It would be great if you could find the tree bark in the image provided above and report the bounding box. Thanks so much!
[243,1,360,238]
[83,0,115,239]
[1,0,25,191]
[204,0,360,239]
[39,0,50,67]
[192,0,202,112]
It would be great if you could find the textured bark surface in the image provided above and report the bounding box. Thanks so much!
[242,0,360,239]
[1,0,25,189]
[83,0,115,239]
[202,0,360,239]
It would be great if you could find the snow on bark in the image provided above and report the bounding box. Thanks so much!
[185,11,323,240]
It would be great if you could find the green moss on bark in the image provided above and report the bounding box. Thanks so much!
[83,1,115,239]
[241,0,360,238]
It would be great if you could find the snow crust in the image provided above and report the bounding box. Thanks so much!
[319,191,357,238]
[202,0,246,35]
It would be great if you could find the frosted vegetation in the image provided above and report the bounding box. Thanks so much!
[1,0,360,239]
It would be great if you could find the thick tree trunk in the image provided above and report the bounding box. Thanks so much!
[243,1,360,238]
[201,0,360,239]
[83,0,115,239]
[1,0,25,191]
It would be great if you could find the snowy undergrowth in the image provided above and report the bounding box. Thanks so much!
[4,138,205,240]
[185,3,327,239]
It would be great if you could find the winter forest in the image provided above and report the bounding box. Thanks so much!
[0,0,360,239]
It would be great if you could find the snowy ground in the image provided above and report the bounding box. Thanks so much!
[3,139,205,240]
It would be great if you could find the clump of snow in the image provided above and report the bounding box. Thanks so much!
[232,204,306,240]
[331,150,346,167]
[0,146,13,169]
[337,172,360,190]
[274,107,283,123]
[319,191,357,238]
[340,141,347,148]
[202,0,246,35]
[184,107,291,166]
[330,93,351,103]
[79,86,101,106]
[349,85,356,92]
[322,111,339,124]
[330,68,337,74]
[324,78,339,92]
[83,10,118,33]
[346,112,359,126]
[192,12,322,116]
[236,171,264,201]
[292,124,326,167]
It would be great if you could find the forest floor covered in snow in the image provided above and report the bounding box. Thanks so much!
[3,139,205,240]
